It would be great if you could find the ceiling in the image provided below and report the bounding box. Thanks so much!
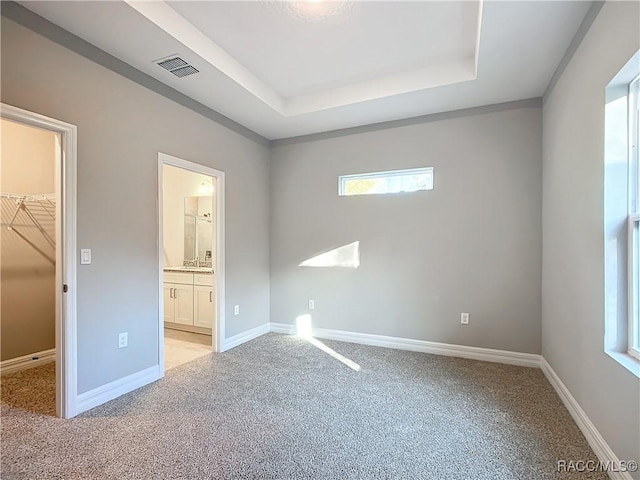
[18,1,592,140]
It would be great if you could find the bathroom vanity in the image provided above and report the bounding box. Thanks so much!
[164,268,213,334]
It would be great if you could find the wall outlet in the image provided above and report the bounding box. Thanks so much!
[461,313,470,325]
[118,332,128,348]
[234,305,239,316]
[308,300,315,310]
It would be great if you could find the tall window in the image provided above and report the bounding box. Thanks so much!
[628,75,640,360]
[604,52,640,376]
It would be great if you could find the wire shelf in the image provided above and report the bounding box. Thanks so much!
[1,192,56,264]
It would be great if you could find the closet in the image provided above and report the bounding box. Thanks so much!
[0,119,58,374]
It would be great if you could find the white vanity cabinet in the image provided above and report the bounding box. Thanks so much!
[163,271,213,333]
[163,273,194,326]
[193,275,214,329]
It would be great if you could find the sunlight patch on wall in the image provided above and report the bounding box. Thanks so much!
[296,314,313,337]
[299,241,360,268]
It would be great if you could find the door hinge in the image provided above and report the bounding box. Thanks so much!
[63,284,68,293]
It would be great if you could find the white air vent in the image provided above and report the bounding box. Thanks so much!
[156,56,199,78]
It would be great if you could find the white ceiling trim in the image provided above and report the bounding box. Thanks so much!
[287,59,477,116]
[474,0,484,73]
[125,0,483,118]
[125,0,285,113]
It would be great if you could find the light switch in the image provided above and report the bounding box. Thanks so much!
[80,249,91,265]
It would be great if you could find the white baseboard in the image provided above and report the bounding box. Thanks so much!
[76,365,161,415]
[0,349,56,375]
[541,359,634,480]
[222,322,270,352]
[269,323,541,368]
[270,322,296,335]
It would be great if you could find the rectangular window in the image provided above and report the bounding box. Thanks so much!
[629,74,640,361]
[338,167,434,197]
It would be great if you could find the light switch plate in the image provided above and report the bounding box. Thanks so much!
[80,249,91,265]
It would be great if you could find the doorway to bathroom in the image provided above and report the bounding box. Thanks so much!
[158,153,225,374]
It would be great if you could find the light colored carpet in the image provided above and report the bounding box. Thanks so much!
[164,328,212,371]
[1,333,606,479]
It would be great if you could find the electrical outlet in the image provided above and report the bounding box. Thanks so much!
[308,300,315,310]
[461,313,470,325]
[234,305,239,316]
[118,332,128,348]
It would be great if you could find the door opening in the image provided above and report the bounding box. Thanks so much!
[158,153,225,375]
[0,104,77,418]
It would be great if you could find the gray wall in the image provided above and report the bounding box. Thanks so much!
[1,17,270,393]
[271,105,542,354]
[542,0,640,466]
[1,119,57,361]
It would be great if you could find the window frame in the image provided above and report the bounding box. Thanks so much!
[627,74,640,361]
[338,167,434,197]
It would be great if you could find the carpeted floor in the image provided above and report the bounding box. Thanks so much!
[1,333,606,479]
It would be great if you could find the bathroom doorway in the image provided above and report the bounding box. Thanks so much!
[158,153,225,374]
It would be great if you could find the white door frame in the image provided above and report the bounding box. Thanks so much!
[157,152,226,373]
[1,103,78,418]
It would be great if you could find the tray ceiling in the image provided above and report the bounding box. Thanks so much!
[17,1,592,140]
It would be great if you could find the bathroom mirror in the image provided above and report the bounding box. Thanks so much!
[184,196,213,264]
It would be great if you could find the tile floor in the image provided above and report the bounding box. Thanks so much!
[164,328,212,371]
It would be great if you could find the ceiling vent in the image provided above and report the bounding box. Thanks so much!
[156,56,199,78]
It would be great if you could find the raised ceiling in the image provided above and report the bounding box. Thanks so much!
[165,1,480,100]
[18,1,592,140]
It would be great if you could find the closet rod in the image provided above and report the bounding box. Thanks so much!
[9,200,55,249]
[1,192,56,265]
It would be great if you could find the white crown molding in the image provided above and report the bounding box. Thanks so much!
[286,59,477,116]
[0,349,56,375]
[473,0,484,74]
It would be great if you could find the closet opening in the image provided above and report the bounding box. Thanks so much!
[158,153,225,375]
[0,105,77,419]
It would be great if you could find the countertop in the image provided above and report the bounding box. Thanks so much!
[164,266,213,275]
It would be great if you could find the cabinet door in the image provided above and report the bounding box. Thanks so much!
[194,285,214,328]
[174,284,194,325]
[163,284,175,323]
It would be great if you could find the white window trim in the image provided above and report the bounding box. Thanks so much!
[628,75,640,361]
[338,167,434,197]
[627,214,640,361]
